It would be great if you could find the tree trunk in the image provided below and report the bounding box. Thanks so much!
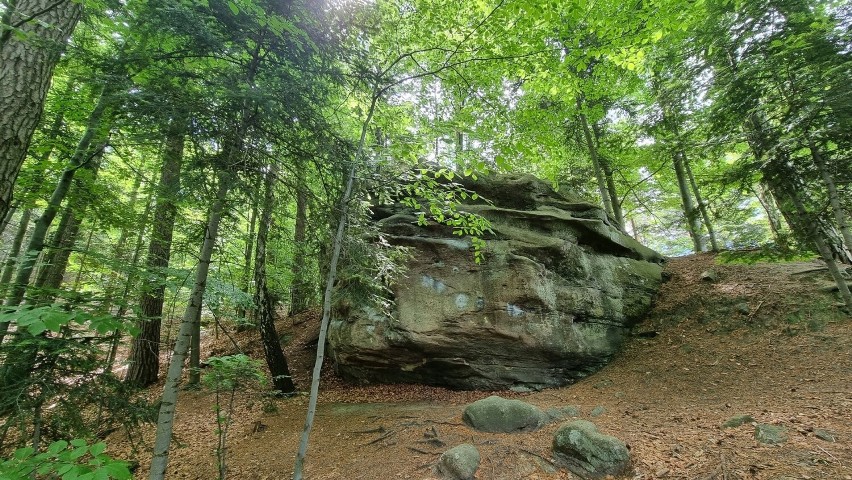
[672,151,705,252]
[809,137,852,261]
[0,204,15,239]
[149,172,230,480]
[237,176,260,323]
[684,159,719,251]
[0,0,82,224]
[290,171,311,315]
[32,208,83,301]
[125,117,185,387]
[754,183,787,248]
[255,167,295,395]
[590,123,624,230]
[0,208,31,302]
[576,98,615,224]
[293,93,378,480]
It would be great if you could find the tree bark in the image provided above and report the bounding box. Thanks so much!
[684,159,719,252]
[149,172,230,480]
[0,0,82,224]
[672,151,705,252]
[576,97,616,225]
[125,117,185,387]
[255,167,295,395]
[809,137,852,260]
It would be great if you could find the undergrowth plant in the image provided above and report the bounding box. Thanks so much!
[200,354,266,480]
[0,439,131,479]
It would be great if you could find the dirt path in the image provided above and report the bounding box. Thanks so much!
[114,254,852,479]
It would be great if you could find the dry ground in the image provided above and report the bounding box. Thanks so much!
[112,253,852,479]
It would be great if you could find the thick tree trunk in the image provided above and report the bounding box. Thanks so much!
[290,173,311,315]
[672,151,705,252]
[809,138,852,261]
[0,0,82,223]
[125,117,185,387]
[149,172,230,480]
[684,159,719,251]
[254,168,295,395]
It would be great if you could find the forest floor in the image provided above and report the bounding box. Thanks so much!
[112,253,852,479]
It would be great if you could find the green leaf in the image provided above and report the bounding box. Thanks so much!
[227,1,239,15]
[48,441,69,455]
[89,443,106,457]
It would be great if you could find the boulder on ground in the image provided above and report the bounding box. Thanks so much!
[722,414,755,428]
[462,395,547,433]
[329,173,664,390]
[437,444,480,480]
[552,420,631,479]
[754,423,787,444]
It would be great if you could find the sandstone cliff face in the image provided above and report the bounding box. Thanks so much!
[328,173,664,390]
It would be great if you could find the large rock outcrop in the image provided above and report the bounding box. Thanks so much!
[328,173,663,390]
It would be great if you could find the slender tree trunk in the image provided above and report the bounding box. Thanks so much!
[237,177,260,323]
[71,225,94,291]
[672,151,705,252]
[149,172,230,480]
[126,117,185,387]
[576,98,615,224]
[590,123,624,230]
[293,93,378,480]
[290,170,311,315]
[255,167,295,395]
[0,208,31,302]
[0,0,82,223]
[32,208,82,300]
[809,137,852,260]
[684,159,719,251]
[0,204,15,239]
[188,303,201,387]
[106,193,154,372]
[754,183,787,248]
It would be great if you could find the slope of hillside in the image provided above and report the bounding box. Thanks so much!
[115,254,852,479]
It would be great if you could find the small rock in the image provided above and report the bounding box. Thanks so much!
[734,302,750,315]
[593,379,614,389]
[546,406,581,421]
[462,395,547,433]
[722,414,755,428]
[700,270,717,282]
[437,444,480,480]
[754,423,787,444]
[590,405,606,417]
[553,420,631,479]
[814,429,836,442]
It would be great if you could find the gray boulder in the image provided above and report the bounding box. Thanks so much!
[437,444,480,480]
[329,173,663,390]
[755,424,787,444]
[462,395,547,433]
[553,420,631,479]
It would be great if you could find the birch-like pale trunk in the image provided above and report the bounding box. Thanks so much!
[293,95,378,480]
[148,173,230,480]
